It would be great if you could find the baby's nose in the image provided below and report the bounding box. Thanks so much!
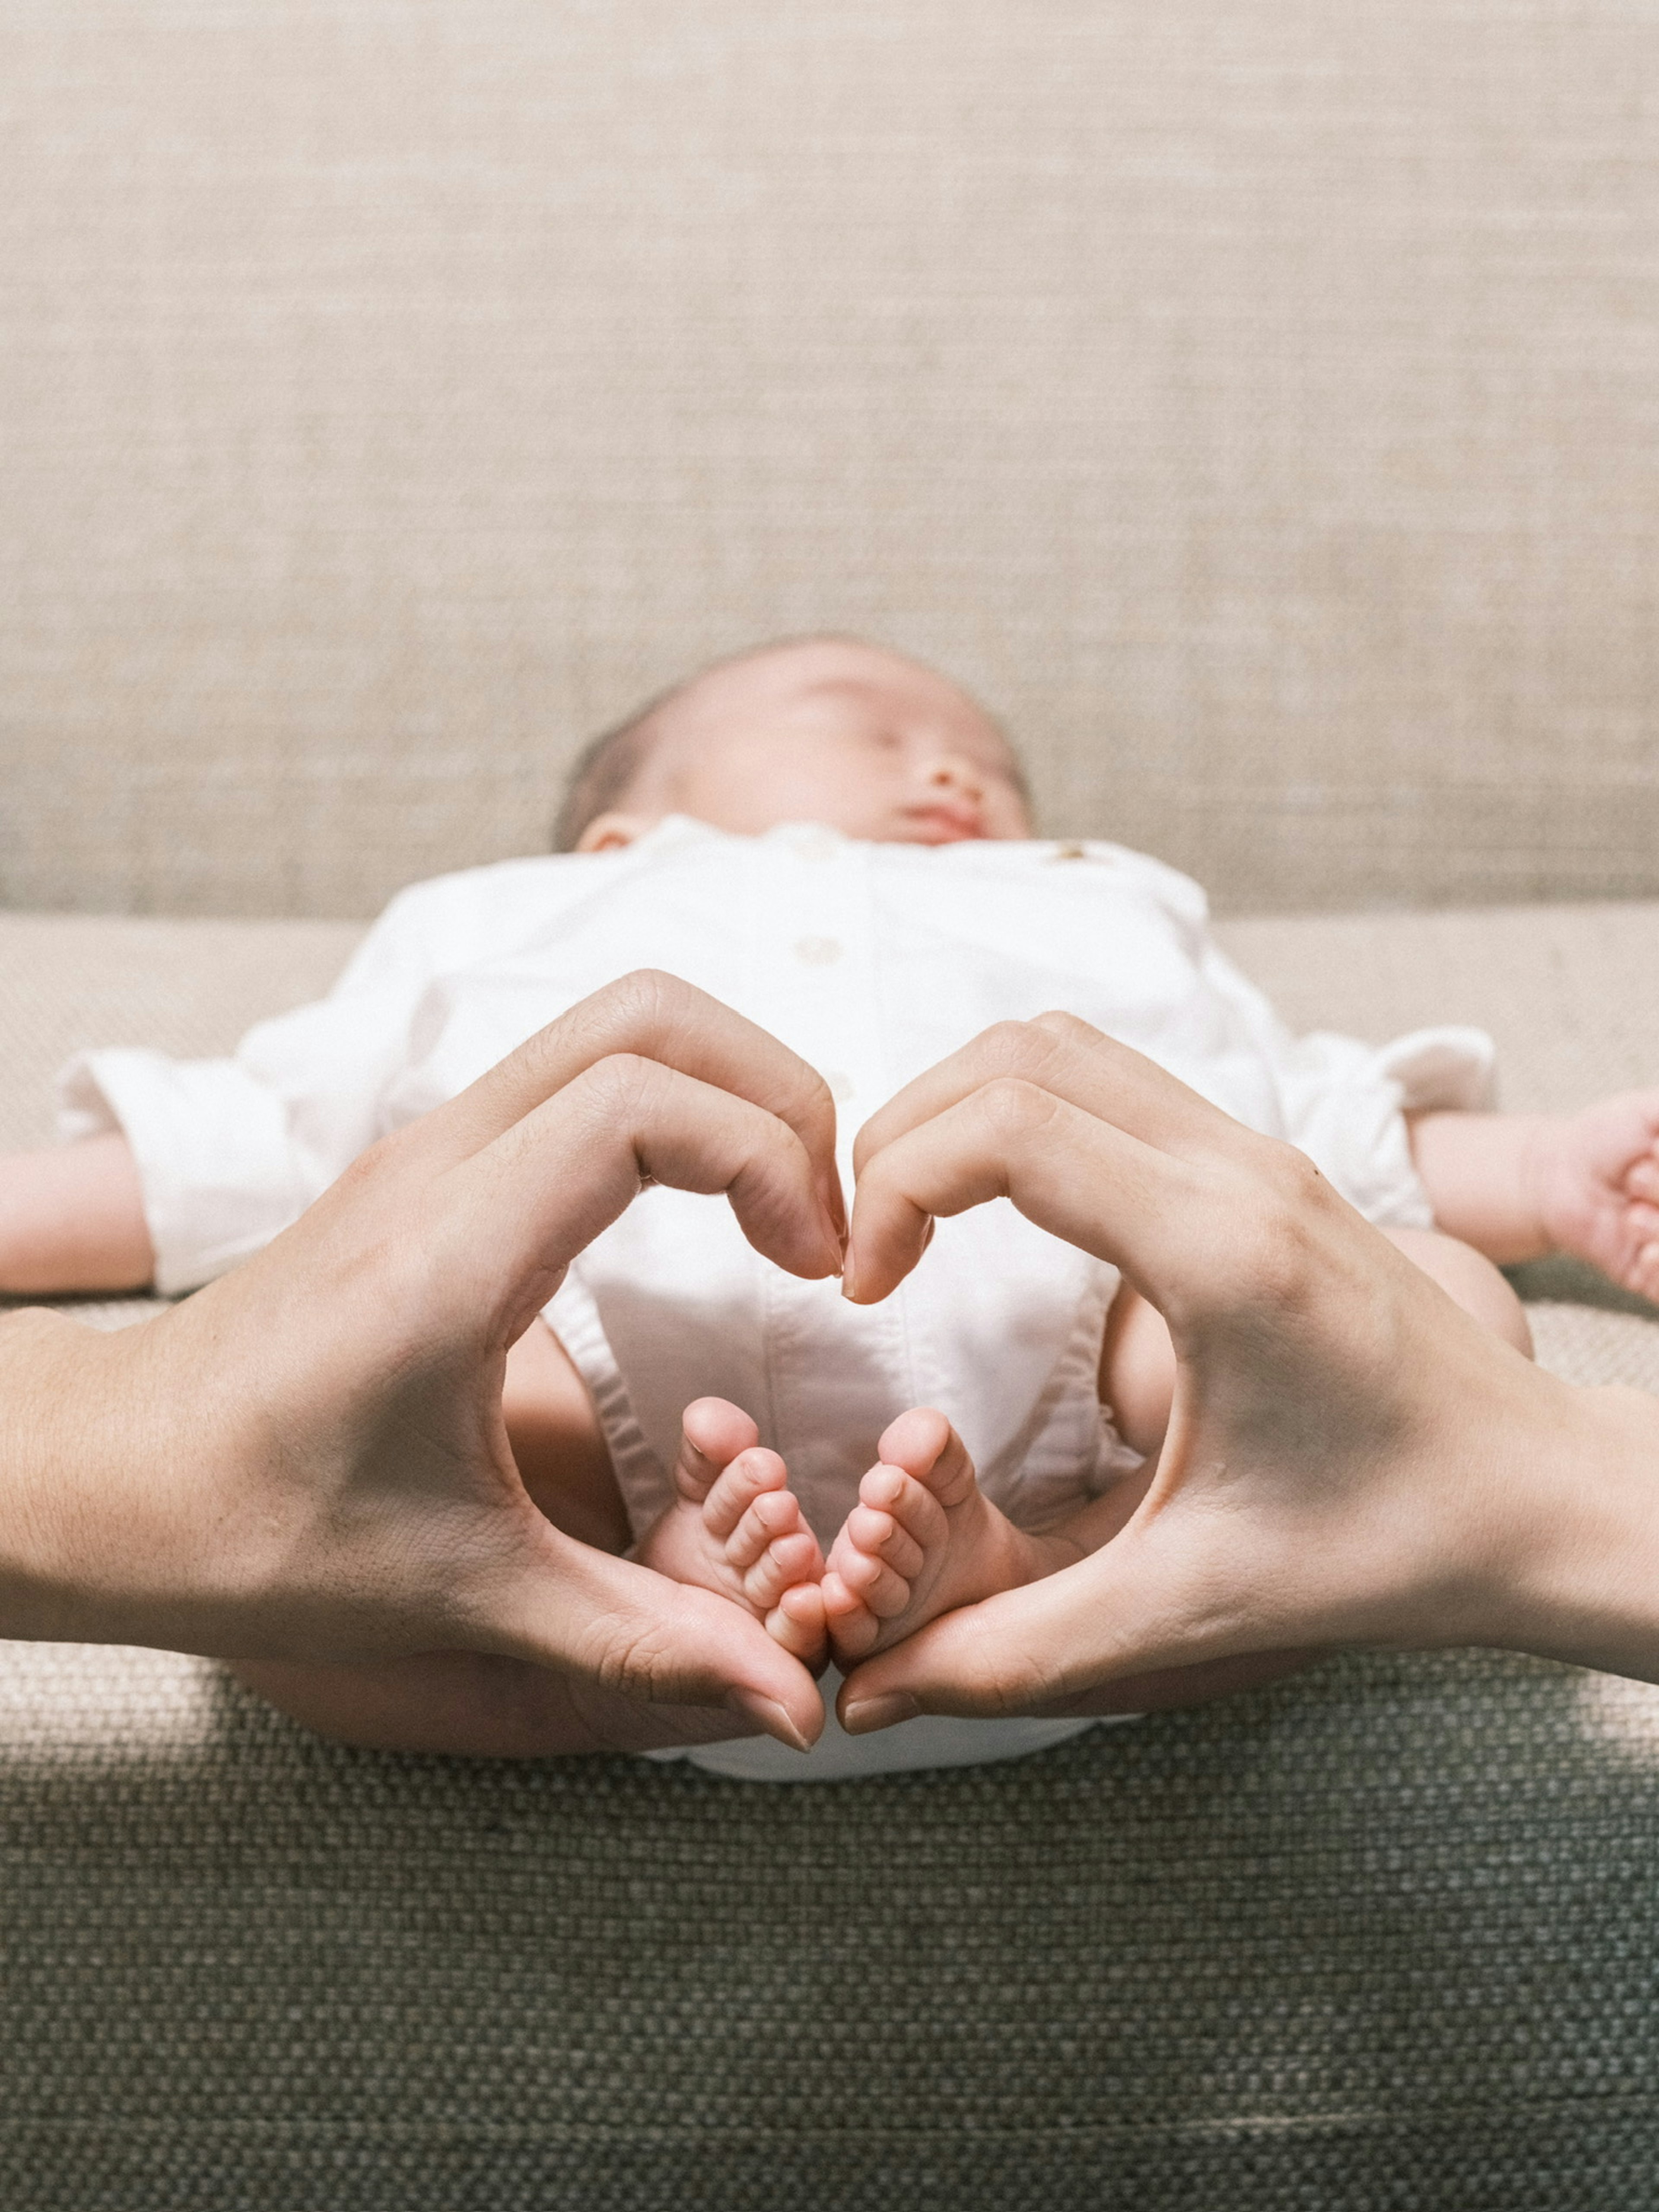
[925,752,983,795]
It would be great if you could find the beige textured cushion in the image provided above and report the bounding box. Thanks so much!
[2,902,1658,2206]
[5,2,1659,921]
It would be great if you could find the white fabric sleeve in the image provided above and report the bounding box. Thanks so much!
[1265,1023,1497,1227]
[54,880,459,1294]
[1193,940,1497,1229]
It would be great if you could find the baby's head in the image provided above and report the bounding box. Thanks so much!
[555,636,1032,852]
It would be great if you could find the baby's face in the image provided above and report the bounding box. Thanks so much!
[583,640,1032,849]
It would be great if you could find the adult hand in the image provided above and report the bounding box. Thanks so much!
[0,972,845,1751]
[836,1015,1659,1734]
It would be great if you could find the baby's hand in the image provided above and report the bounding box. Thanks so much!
[1532,1089,1659,1300]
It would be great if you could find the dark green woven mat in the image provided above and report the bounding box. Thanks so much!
[4,1645,1657,2210]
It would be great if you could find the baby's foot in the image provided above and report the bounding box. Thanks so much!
[821,1408,1082,1666]
[1534,1091,1659,1300]
[634,1398,828,1665]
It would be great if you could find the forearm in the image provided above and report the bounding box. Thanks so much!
[0,1134,155,1293]
[1408,1110,1552,1263]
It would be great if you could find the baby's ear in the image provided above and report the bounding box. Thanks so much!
[576,812,661,853]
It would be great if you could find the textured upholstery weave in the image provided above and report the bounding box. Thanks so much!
[3,903,1658,2208]
[7,1,1659,2196]
[4,1,1659,919]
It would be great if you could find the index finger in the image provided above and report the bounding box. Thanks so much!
[846,1025,1306,1308]
[852,1015,1247,1182]
[397,969,845,1242]
[844,1075,1226,1307]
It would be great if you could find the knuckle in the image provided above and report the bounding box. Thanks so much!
[1029,1008,1104,1050]
[1208,1181,1321,1311]
[1264,1139,1326,1206]
[739,1110,797,1178]
[799,1064,837,1125]
[591,1605,708,1708]
[333,1132,395,1192]
[597,966,679,1034]
[976,1642,1066,1719]
[575,1050,663,1124]
[976,1075,1059,1141]
[976,1019,1068,1085]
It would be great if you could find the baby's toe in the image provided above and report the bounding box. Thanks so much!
[873,1407,978,1507]
[843,1501,925,1581]
[766,1581,827,1663]
[820,1571,882,1660]
[673,1398,762,1506]
[743,1526,824,1612]
[723,1481,807,1569]
[825,1532,912,1621]
[701,1446,789,1543]
[1631,1239,1659,1302]
[1627,1157,1659,1204]
[859,1463,948,1553]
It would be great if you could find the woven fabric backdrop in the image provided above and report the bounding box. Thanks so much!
[3,0,1659,921]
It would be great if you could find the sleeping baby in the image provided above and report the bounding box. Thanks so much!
[6,636,1658,1779]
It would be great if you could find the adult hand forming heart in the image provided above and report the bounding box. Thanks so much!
[833,1014,1659,1735]
[0,973,847,1755]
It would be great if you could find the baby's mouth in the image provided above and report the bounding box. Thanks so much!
[900,805,985,844]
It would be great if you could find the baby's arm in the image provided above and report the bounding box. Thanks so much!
[0,1134,155,1294]
[1411,1095,1659,1299]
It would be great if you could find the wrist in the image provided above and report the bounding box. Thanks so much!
[1410,1109,1555,1263]
[1512,1112,1570,1263]
[0,1306,210,1648]
[1478,1374,1659,1679]
[0,1309,120,1640]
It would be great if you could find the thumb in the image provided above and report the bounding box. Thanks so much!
[834,1572,1099,1733]
[833,1523,1247,1733]
[499,1540,827,1752]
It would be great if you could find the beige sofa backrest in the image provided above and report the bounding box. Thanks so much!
[4,2,1656,920]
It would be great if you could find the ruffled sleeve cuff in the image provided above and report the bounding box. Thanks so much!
[56,1048,318,1295]
[1284,1023,1497,1230]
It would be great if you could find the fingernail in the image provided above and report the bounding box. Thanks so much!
[841,1691,919,1735]
[732,1691,812,1753]
[840,1250,860,1302]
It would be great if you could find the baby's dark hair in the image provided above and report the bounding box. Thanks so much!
[553,636,839,852]
[551,696,674,852]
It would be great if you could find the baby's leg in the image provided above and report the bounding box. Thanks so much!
[500,1313,632,1552]
[1384,1226,1533,1352]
